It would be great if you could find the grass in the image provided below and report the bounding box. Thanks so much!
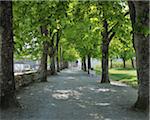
[95,65,138,88]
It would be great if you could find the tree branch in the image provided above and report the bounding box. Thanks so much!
[108,32,115,43]
[108,22,119,35]
[108,11,129,35]
[124,11,129,17]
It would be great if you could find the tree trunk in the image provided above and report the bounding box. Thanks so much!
[83,56,87,71]
[101,19,111,83]
[128,1,149,111]
[122,58,126,68]
[0,1,19,109]
[39,41,48,82]
[128,1,136,49]
[131,58,135,68]
[56,32,60,72]
[87,54,91,74]
[101,42,110,83]
[38,24,49,82]
[110,59,113,68]
[81,59,84,70]
[50,55,56,75]
[60,46,63,70]
[56,51,60,72]
[48,31,56,74]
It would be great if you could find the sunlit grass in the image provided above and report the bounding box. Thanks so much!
[95,66,138,88]
[109,68,137,88]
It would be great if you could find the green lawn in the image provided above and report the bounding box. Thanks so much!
[95,67,138,88]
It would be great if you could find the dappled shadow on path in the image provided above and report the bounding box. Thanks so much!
[1,68,148,120]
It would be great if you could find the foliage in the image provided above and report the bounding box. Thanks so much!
[13,1,134,66]
[13,1,68,60]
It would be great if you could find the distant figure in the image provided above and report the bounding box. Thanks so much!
[75,60,78,67]
[89,68,95,77]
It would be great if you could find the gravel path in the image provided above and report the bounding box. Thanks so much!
[1,68,148,120]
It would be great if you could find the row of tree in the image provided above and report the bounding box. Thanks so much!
[0,1,149,111]
[63,1,134,82]
[0,1,70,108]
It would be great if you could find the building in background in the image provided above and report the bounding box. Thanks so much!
[14,60,39,73]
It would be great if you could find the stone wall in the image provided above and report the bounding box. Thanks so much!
[15,70,53,90]
[15,71,37,90]
[15,63,68,90]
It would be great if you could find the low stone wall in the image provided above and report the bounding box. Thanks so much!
[15,63,68,90]
[15,70,52,89]
[15,71,37,90]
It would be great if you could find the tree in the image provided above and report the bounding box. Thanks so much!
[87,54,91,74]
[13,1,68,79]
[96,1,129,83]
[0,1,19,109]
[109,14,135,69]
[49,32,56,75]
[38,26,49,82]
[56,30,60,72]
[118,38,135,68]
[64,1,100,72]
[128,1,149,111]
[13,1,52,81]
[100,19,115,83]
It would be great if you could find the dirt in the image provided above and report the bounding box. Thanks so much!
[1,68,148,120]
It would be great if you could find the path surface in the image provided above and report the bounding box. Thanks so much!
[1,68,148,120]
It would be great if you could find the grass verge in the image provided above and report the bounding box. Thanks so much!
[95,67,138,88]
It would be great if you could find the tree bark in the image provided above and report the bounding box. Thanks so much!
[100,13,128,83]
[101,42,110,83]
[38,24,49,82]
[131,58,135,68]
[128,1,136,49]
[101,19,111,83]
[56,53,59,72]
[122,57,126,68]
[83,56,87,71]
[128,1,149,111]
[56,50,60,72]
[87,54,91,74]
[110,59,113,68]
[50,55,56,75]
[0,1,19,109]
[81,59,84,70]
[56,31,60,72]
[48,31,57,74]
[39,41,48,82]
[60,46,63,70]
